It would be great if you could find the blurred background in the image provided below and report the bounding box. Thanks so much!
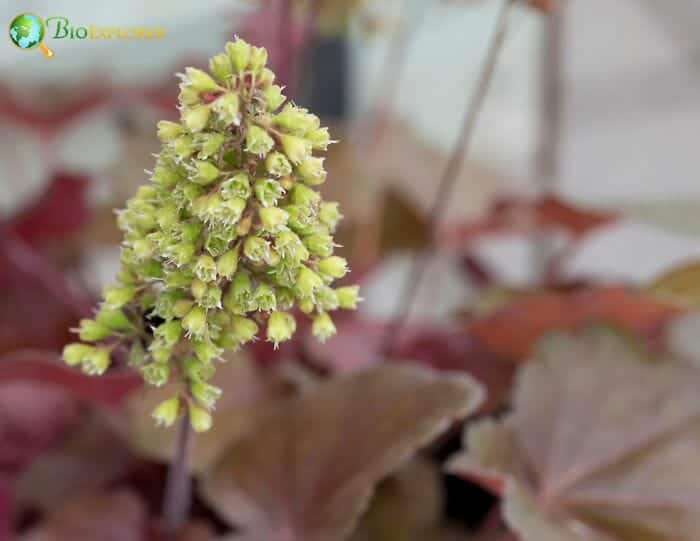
[2,0,700,540]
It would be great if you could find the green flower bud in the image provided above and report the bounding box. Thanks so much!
[226,39,251,72]
[274,230,309,261]
[154,320,182,347]
[217,246,240,279]
[83,347,111,375]
[319,202,342,230]
[194,254,217,282]
[180,184,205,207]
[95,307,131,331]
[209,52,233,81]
[284,204,317,234]
[182,67,220,94]
[254,178,285,207]
[191,380,222,410]
[224,271,253,313]
[259,67,275,86]
[243,236,271,264]
[212,92,240,125]
[299,298,314,314]
[245,125,275,157]
[296,157,327,185]
[173,299,195,318]
[312,312,336,342]
[78,319,111,341]
[307,127,333,150]
[279,133,312,164]
[189,403,213,433]
[155,205,180,230]
[259,207,289,233]
[129,341,147,367]
[252,283,277,312]
[274,104,320,135]
[172,135,195,159]
[290,183,321,206]
[178,86,199,106]
[262,85,285,111]
[196,133,225,157]
[248,46,268,72]
[230,316,259,343]
[165,268,194,289]
[221,173,250,200]
[157,121,182,143]
[152,164,181,187]
[318,256,348,279]
[276,287,295,310]
[303,233,334,257]
[62,343,93,366]
[131,239,153,261]
[192,338,222,363]
[182,104,211,132]
[152,397,180,427]
[199,285,222,309]
[143,362,170,386]
[266,310,296,348]
[336,285,361,309]
[192,160,220,186]
[170,242,196,267]
[295,267,323,299]
[183,357,214,381]
[265,151,292,177]
[183,305,207,338]
[191,278,207,300]
[316,286,339,311]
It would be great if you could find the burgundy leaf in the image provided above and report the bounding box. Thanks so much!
[200,364,484,541]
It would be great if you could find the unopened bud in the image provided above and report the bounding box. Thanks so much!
[189,403,213,432]
[192,338,222,363]
[318,256,348,279]
[262,85,286,111]
[312,312,336,342]
[83,347,111,375]
[192,160,220,186]
[221,173,250,200]
[191,380,222,410]
[183,305,207,338]
[252,283,277,312]
[254,178,285,207]
[226,39,251,73]
[295,266,323,299]
[279,133,312,164]
[157,120,182,143]
[248,46,268,72]
[78,319,111,341]
[209,52,233,81]
[290,183,321,206]
[154,320,182,347]
[182,104,211,133]
[230,315,258,343]
[265,151,292,177]
[212,92,240,125]
[217,246,240,279]
[245,125,275,156]
[266,310,296,348]
[319,202,342,230]
[306,127,333,150]
[194,254,217,282]
[336,285,361,309]
[243,236,271,264]
[95,307,131,331]
[303,233,334,257]
[296,157,327,185]
[152,396,180,427]
[183,67,219,93]
[259,207,289,233]
[62,343,93,366]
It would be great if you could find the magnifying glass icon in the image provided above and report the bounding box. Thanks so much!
[9,13,54,58]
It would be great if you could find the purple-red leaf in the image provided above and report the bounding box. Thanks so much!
[200,364,484,541]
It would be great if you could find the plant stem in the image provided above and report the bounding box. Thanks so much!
[162,410,192,532]
[533,0,564,281]
[381,0,515,355]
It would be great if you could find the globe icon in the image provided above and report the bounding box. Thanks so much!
[9,13,44,49]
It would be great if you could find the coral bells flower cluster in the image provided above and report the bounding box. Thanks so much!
[62,38,360,432]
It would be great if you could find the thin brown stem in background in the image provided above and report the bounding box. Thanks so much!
[162,409,192,533]
[533,0,564,281]
[381,0,515,355]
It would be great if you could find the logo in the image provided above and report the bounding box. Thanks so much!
[8,13,54,58]
[9,14,166,58]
